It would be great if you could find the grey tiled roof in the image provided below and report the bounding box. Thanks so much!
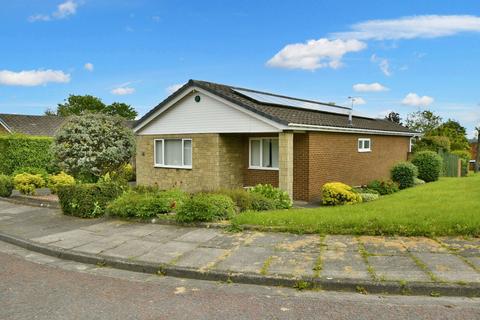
[0,114,137,137]
[138,79,416,134]
[0,114,68,136]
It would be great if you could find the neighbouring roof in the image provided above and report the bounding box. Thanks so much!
[0,113,137,137]
[137,79,416,135]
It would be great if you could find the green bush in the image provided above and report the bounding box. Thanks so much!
[391,162,418,189]
[107,188,187,219]
[248,184,292,209]
[414,177,426,186]
[176,193,235,223]
[321,182,362,206]
[215,188,275,212]
[108,163,135,183]
[48,172,75,194]
[0,134,54,175]
[57,181,124,218]
[413,136,451,153]
[13,173,46,195]
[0,174,13,197]
[358,192,380,202]
[411,151,443,182]
[366,180,399,195]
[12,167,49,181]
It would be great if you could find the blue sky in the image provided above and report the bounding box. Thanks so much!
[1,0,479,137]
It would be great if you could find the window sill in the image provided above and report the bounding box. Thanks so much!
[154,165,192,170]
[248,166,279,171]
[358,149,371,153]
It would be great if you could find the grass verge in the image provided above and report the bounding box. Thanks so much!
[232,175,480,236]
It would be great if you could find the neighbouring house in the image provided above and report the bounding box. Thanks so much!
[0,114,69,136]
[470,138,479,170]
[134,80,418,202]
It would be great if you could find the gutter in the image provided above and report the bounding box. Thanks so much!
[287,123,419,137]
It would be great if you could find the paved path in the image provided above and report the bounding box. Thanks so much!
[2,243,480,320]
[0,200,479,291]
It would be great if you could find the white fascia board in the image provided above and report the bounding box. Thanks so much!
[134,86,287,133]
[288,123,418,137]
[0,118,12,133]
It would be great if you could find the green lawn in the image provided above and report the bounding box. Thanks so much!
[232,174,480,236]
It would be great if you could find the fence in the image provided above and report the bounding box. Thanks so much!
[438,150,462,177]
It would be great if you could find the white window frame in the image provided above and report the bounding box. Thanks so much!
[154,138,192,169]
[358,138,371,153]
[249,137,279,170]
[409,137,414,153]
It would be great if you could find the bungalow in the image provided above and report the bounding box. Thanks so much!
[134,80,417,202]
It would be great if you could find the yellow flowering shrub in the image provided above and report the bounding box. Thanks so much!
[321,182,362,206]
[13,173,45,195]
[48,172,75,194]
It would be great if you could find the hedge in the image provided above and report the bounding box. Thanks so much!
[0,134,54,175]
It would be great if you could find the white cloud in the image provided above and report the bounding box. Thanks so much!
[401,93,434,107]
[266,38,366,71]
[166,83,185,95]
[84,63,94,71]
[333,15,480,40]
[371,54,391,76]
[353,82,388,92]
[29,0,78,22]
[353,97,366,105]
[111,87,135,95]
[0,69,70,86]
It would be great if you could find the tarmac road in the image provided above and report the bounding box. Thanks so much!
[1,250,479,320]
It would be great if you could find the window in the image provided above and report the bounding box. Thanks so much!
[154,138,192,169]
[358,138,371,152]
[249,138,279,169]
[409,137,414,153]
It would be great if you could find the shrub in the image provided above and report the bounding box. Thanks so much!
[51,114,135,181]
[413,136,451,153]
[391,162,418,189]
[358,192,380,202]
[366,179,399,195]
[57,181,124,218]
[215,188,275,212]
[0,134,54,175]
[12,167,49,181]
[411,151,443,182]
[107,188,187,219]
[248,184,292,209]
[175,193,235,223]
[321,182,362,206]
[48,172,75,194]
[13,173,46,195]
[414,178,426,186]
[109,163,135,183]
[0,174,13,197]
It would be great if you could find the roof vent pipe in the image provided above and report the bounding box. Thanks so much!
[347,96,355,126]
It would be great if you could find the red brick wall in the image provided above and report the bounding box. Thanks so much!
[299,132,410,201]
[293,133,309,201]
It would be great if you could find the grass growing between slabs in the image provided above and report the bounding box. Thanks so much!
[232,174,480,236]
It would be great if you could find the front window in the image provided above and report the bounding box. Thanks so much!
[358,138,371,152]
[249,138,279,169]
[154,138,192,169]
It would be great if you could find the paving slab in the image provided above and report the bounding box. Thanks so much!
[32,229,97,244]
[324,235,358,251]
[359,236,407,255]
[246,232,295,249]
[51,232,105,250]
[321,249,370,280]
[402,237,448,253]
[174,247,229,269]
[438,237,480,257]
[215,246,273,273]
[412,252,480,283]
[80,220,131,233]
[0,205,38,215]
[466,257,480,270]
[173,228,221,243]
[103,239,161,259]
[111,224,160,238]
[73,234,134,254]
[274,234,321,253]
[267,251,317,277]
[200,232,252,249]
[136,241,199,264]
[368,255,430,282]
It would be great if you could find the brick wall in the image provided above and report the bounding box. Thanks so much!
[136,134,222,192]
[298,132,410,201]
[218,134,244,189]
[293,133,309,201]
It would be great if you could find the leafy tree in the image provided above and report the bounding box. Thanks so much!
[47,95,138,120]
[385,111,402,125]
[51,114,135,181]
[405,110,442,134]
[428,119,470,151]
